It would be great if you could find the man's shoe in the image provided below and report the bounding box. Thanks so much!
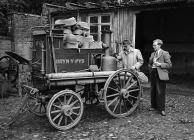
[149,108,155,111]
[161,111,166,116]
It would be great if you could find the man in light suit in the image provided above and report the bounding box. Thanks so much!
[148,39,172,116]
[117,40,144,71]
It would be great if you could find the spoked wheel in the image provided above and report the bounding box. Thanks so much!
[47,90,84,130]
[27,92,47,117]
[0,56,19,98]
[104,69,142,118]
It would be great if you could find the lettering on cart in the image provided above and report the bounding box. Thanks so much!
[56,59,85,64]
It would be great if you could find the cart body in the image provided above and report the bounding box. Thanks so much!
[6,26,142,131]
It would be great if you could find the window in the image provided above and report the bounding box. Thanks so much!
[88,14,111,41]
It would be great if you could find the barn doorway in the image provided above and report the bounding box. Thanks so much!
[135,7,194,75]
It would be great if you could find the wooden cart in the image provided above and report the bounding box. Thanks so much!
[1,26,142,131]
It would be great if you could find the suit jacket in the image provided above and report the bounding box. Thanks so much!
[148,49,172,80]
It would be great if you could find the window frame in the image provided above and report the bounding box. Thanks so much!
[88,13,112,42]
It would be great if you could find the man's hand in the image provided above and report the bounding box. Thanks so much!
[113,53,121,60]
[131,66,136,70]
[117,56,122,60]
[154,62,161,67]
[112,53,118,58]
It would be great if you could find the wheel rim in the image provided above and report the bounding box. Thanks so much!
[27,92,47,117]
[104,69,142,117]
[47,90,84,130]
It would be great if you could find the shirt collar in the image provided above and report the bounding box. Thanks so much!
[157,49,161,54]
[124,47,134,54]
[129,47,134,52]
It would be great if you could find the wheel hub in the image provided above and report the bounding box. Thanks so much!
[120,88,129,98]
[61,105,72,116]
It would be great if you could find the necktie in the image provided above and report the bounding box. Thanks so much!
[155,51,158,58]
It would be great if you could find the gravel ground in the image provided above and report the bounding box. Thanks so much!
[0,82,194,140]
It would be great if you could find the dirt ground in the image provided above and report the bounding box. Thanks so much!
[0,78,194,140]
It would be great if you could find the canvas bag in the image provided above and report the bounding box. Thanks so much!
[137,71,148,83]
[133,49,148,83]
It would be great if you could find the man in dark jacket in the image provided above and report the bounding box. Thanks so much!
[148,39,172,116]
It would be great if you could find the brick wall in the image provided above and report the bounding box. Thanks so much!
[11,13,47,86]
[0,36,11,58]
[12,12,47,60]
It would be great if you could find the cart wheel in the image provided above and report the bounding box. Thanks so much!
[104,69,142,117]
[47,90,84,130]
[0,56,19,82]
[27,92,47,117]
[0,56,19,98]
[7,93,29,126]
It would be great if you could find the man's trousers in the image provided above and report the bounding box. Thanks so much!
[150,68,166,111]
